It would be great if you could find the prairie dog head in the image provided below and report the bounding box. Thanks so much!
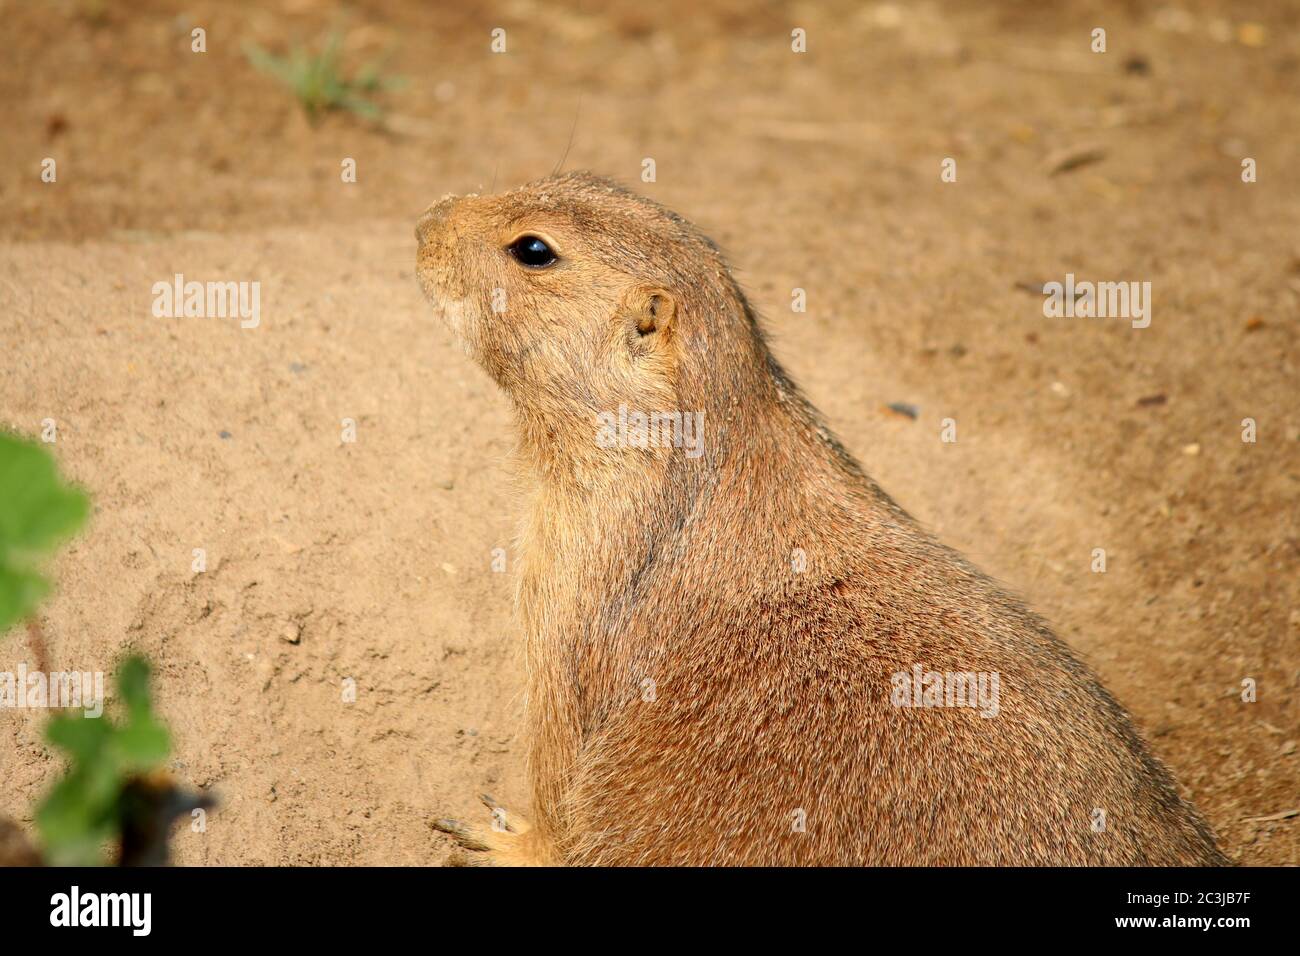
[416,173,761,434]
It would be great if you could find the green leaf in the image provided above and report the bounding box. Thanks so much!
[0,432,90,554]
[0,566,49,637]
[0,432,89,637]
[45,712,112,761]
[116,655,153,719]
[114,719,171,770]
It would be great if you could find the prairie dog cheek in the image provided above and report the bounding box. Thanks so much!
[418,274,486,357]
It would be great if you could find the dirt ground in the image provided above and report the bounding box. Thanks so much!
[1,0,1296,865]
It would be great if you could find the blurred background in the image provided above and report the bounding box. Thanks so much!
[1,0,1296,865]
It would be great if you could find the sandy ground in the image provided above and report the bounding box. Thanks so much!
[1,0,1296,865]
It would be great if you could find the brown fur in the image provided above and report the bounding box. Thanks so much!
[417,172,1228,866]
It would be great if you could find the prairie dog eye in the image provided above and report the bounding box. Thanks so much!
[508,235,558,268]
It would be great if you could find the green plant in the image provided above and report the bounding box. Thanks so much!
[0,434,193,866]
[243,30,402,123]
[37,656,172,866]
[0,432,89,639]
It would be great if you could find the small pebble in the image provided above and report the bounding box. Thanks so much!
[1122,55,1150,75]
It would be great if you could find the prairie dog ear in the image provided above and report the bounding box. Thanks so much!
[625,286,677,337]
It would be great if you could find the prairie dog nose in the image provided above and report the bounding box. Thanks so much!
[415,194,459,243]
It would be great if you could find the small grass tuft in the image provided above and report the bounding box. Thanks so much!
[243,30,402,124]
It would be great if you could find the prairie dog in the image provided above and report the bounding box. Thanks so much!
[418,172,1226,866]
